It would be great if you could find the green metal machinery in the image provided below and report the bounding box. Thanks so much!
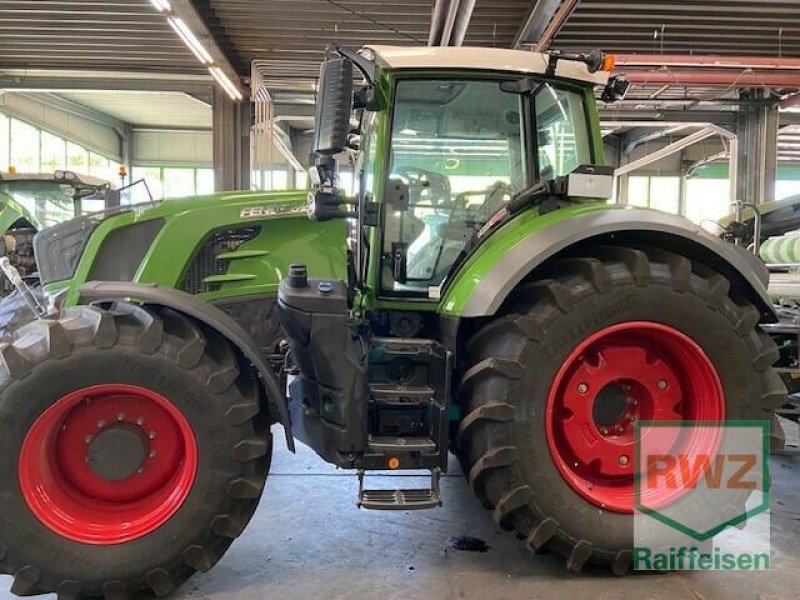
[0,46,784,598]
[0,170,114,295]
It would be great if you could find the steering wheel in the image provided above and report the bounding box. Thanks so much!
[393,167,451,206]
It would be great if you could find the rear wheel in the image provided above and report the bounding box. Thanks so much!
[457,245,784,574]
[0,304,270,598]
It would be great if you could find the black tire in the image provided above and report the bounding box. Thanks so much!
[0,303,271,598]
[456,245,785,575]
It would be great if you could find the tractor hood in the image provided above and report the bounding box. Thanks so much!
[39,187,348,308]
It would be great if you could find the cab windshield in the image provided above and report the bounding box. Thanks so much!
[0,181,80,227]
[380,78,591,297]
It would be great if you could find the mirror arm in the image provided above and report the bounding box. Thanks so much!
[332,45,375,85]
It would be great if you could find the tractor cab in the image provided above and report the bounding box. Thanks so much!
[279,46,622,508]
[0,170,117,294]
[0,170,117,228]
[305,46,621,302]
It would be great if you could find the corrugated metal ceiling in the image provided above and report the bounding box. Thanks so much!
[552,0,800,57]
[0,0,204,73]
[2,0,799,124]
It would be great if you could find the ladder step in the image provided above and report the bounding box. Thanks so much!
[369,384,435,405]
[359,488,441,510]
[357,468,442,510]
[368,435,437,454]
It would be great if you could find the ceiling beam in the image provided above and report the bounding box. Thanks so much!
[531,0,581,52]
[513,0,562,49]
[0,72,212,95]
[451,0,476,46]
[428,0,476,46]
[780,92,800,110]
[187,0,247,74]
[599,109,738,127]
[160,0,245,98]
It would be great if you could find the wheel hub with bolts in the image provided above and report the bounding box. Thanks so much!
[19,383,198,544]
[86,423,148,481]
[545,321,726,513]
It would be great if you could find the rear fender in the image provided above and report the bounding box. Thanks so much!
[442,205,775,322]
[78,281,294,451]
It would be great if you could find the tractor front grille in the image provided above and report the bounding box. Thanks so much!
[179,226,260,295]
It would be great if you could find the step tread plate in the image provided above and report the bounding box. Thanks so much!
[367,435,437,453]
[359,488,441,510]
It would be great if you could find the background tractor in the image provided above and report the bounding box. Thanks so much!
[0,170,116,294]
[0,46,785,599]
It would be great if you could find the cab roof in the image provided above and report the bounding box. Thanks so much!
[0,170,111,188]
[364,45,610,86]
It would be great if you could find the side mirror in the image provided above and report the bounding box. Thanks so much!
[313,58,354,155]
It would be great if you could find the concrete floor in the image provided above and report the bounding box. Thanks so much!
[2,423,799,600]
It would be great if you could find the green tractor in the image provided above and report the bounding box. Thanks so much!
[0,46,784,598]
[0,170,116,294]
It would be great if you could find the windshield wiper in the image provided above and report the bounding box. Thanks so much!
[447,180,556,278]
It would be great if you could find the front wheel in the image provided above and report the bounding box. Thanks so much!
[456,245,785,574]
[0,304,270,598]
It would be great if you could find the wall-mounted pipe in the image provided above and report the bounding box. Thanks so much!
[428,0,448,46]
[615,125,734,177]
[427,0,474,46]
[615,54,800,70]
[622,70,800,88]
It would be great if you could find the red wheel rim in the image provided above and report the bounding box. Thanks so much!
[19,384,198,545]
[545,322,725,514]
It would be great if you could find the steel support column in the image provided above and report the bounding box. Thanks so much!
[213,86,250,191]
[735,90,779,205]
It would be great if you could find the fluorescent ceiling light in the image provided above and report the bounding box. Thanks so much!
[150,0,171,12]
[209,66,243,101]
[168,17,213,64]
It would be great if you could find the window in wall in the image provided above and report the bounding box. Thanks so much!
[685,179,731,225]
[196,169,214,194]
[163,167,195,198]
[627,176,650,207]
[535,84,591,180]
[1,112,117,181]
[66,142,89,171]
[40,131,66,172]
[264,169,289,191]
[0,115,9,171]
[10,119,40,171]
[130,167,164,202]
[777,180,800,200]
[649,176,680,214]
[89,152,115,181]
[625,175,680,214]
[129,166,215,201]
[338,170,354,196]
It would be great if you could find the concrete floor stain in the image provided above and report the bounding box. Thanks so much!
[446,536,490,553]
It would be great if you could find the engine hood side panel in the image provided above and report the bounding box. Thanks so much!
[42,190,348,305]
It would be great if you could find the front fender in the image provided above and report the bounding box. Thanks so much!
[78,281,294,451]
[441,203,775,321]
